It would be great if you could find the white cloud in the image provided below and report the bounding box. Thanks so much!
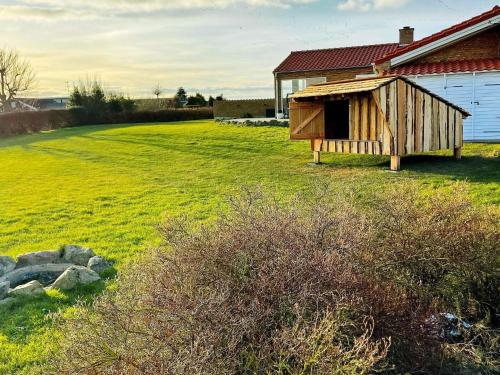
[0,0,319,20]
[0,5,87,20]
[337,0,410,11]
[19,0,318,13]
[0,4,98,20]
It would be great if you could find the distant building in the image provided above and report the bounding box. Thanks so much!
[2,97,69,112]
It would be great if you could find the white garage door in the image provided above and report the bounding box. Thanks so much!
[409,72,500,142]
[474,72,500,141]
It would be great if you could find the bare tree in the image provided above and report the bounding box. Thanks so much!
[153,83,162,109]
[0,48,36,112]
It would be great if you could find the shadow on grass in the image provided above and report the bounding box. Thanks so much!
[0,267,116,343]
[402,154,500,184]
[313,151,499,184]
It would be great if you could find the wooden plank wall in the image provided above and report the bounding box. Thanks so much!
[290,78,464,156]
[378,79,463,156]
[289,101,325,140]
[348,93,381,142]
[313,139,383,155]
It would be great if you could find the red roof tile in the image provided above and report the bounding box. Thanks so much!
[274,43,399,74]
[376,6,500,64]
[387,59,500,75]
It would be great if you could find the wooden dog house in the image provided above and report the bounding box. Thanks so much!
[289,76,470,170]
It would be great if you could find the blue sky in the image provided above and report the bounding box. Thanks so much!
[0,0,497,98]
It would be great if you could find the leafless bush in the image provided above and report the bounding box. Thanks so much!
[363,184,499,323]
[444,325,500,374]
[51,185,498,374]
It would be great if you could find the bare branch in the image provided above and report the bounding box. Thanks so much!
[0,48,36,112]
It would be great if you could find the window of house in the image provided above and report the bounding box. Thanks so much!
[280,77,327,116]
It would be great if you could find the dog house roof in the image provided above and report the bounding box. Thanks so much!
[290,75,470,116]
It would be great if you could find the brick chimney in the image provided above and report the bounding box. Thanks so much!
[399,26,414,46]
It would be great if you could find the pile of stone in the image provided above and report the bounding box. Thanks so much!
[0,245,112,306]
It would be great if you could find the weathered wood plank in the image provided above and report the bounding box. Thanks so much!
[439,101,447,149]
[414,90,423,153]
[367,141,373,155]
[313,150,321,163]
[389,82,398,155]
[432,97,439,150]
[352,95,359,140]
[390,156,400,171]
[378,87,391,155]
[423,94,432,152]
[406,85,414,155]
[370,97,377,141]
[378,85,394,155]
[397,80,407,155]
[455,111,463,148]
[361,96,369,140]
[448,107,454,149]
[372,88,390,155]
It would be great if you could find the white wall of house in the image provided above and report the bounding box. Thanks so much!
[408,71,500,142]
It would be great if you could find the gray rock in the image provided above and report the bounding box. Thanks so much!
[0,256,16,276]
[16,250,62,268]
[87,256,112,274]
[50,266,100,291]
[0,263,74,288]
[9,280,45,297]
[0,281,10,300]
[62,245,95,266]
[0,297,16,307]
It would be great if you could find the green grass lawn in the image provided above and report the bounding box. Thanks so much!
[0,120,498,373]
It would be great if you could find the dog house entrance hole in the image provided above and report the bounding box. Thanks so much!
[324,100,350,139]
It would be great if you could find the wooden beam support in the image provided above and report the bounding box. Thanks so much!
[454,146,462,160]
[390,156,401,171]
[313,151,321,164]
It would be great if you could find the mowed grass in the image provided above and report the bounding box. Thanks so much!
[0,120,498,373]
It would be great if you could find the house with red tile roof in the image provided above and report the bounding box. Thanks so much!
[274,6,499,141]
[273,43,399,117]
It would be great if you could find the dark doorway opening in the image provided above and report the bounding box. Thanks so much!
[324,100,350,139]
[265,108,276,118]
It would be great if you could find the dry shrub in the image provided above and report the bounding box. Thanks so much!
[266,311,390,374]
[51,185,498,374]
[363,185,499,324]
[444,324,500,374]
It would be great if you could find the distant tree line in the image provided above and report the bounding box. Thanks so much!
[63,81,214,127]
[68,80,136,123]
[174,87,224,108]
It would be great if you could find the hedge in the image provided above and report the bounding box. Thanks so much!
[0,110,71,137]
[0,108,214,137]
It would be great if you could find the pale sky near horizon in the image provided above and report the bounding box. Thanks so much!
[1,0,497,99]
